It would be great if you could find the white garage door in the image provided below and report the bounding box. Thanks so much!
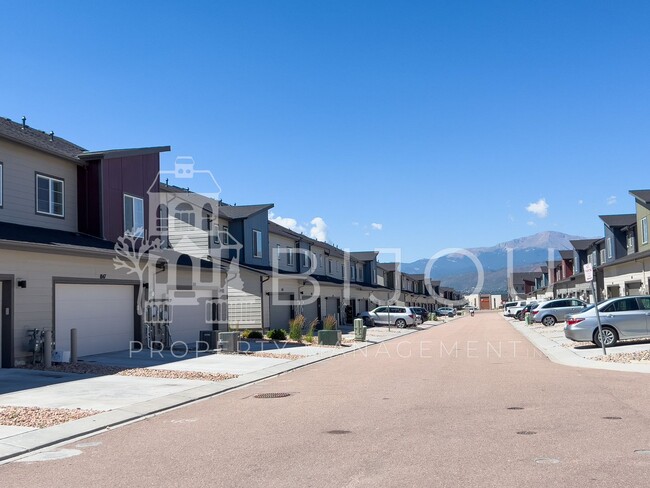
[55,284,134,357]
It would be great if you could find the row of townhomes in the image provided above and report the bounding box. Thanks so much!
[0,117,461,367]
[512,191,650,303]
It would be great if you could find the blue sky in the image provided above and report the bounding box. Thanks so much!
[2,1,649,261]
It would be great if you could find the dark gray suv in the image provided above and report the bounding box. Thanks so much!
[532,298,586,326]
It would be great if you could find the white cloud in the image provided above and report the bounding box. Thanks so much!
[371,222,383,230]
[578,199,584,205]
[352,221,359,227]
[309,217,328,241]
[527,221,536,226]
[269,212,305,234]
[607,195,617,205]
[526,198,549,218]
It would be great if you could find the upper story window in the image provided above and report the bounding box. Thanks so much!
[358,266,363,281]
[253,229,262,258]
[287,246,294,266]
[36,173,64,217]
[350,265,356,281]
[606,237,613,258]
[0,162,3,207]
[627,232,635,249]
[600,249,606,265]
[328,259,333,274]
[642,217,649,245]
[124,194,144,237]
[174,203,195,228]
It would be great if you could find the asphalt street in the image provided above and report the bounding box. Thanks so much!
[1,312,649,487]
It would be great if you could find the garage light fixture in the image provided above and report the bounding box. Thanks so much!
[17,279,27,288]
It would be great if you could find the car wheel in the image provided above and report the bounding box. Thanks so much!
[594,326,618,347]
[542,315,556,327]
[395,319,407,328]
[448,312,454,318]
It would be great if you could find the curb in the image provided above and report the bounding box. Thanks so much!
[0,322,440,463]
[504,316,650,375]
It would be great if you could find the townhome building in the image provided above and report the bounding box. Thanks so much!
[0,117,172,366]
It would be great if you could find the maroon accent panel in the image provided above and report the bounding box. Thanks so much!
[77,161,102,238]
[101,153,160,243]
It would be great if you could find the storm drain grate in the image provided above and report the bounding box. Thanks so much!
[326,430,351,435]
[535,458,560,464]
[507,407,524,410]
[517,431,537,435]
[254,392,291,399]
[602,416,622,420]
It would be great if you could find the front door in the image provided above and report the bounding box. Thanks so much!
[1,279,14,368]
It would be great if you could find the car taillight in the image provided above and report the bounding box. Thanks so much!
[409,314,414,319]
[532,310,539,315]
[566,318,585,327]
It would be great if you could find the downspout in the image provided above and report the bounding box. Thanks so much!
[260,274,270,333]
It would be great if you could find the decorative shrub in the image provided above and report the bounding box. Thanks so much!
[289,314,305,341]
[240,329,252,339]
[305,318,318,343]
[267,328,287,341]
[323,315,337,330]
[247,330,264,339]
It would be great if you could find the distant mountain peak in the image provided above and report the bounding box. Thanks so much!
[492,230,588,252]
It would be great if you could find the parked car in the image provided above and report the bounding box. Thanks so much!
[410,307,430,323]
[532,298,587,326]
[357,311,375,327]
[368,306,417,328]
[505,300,528,318]
[516,303,538,321]
[435,307,456,317]
[565,295,650,347]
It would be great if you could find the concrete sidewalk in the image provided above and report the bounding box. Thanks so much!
[0,319,450,462]
[504,315,650,373]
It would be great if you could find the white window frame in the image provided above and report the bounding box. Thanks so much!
[287,247,294,266]
[350,265,356,281]
[606,237,613,259]
[275,244,281,266]
[600,249,606,265]
[0,162,3,207]
[642,217,649,245]
[36,173,64,217]
[253,229,262,258]
[223,225,229,244]
[124,194,145,238]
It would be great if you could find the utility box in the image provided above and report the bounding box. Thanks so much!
[218,332,240,353]
[198,330,218,351]
[353,318,367,341]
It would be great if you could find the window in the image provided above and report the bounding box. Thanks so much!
[328,259,333,273]
[606,237,613,259]
[600,249,606,265]
[350,265,356,280]
[223,225,230,244]
[642,217,648,245]
[287,247,294,266]
[275,244,281,265]
[36,174,64,217]
[0,162,3,207]
[253,230,262,258]
[604,298,639,312]
[358,267,363,281]
[124,194,144,237]
[174,203,195,227]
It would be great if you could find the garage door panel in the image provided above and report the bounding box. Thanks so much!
[55,284,134,357]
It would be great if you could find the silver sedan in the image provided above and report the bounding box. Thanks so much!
[564,296,650,347]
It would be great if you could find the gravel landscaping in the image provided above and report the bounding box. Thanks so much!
[0,406,100,428]
[594,350,650,363]
[22,363,238,382]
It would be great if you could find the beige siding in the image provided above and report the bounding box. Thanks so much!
[0,139,78,232]
[0,248,134,365]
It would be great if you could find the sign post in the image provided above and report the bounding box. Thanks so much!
[584,264,606,355]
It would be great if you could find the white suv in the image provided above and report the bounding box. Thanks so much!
[368,306,417,328]
[504,301,527,317]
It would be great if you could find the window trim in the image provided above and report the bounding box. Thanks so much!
[124,193,145,238]
[252,229,263,258]
[642,217,649,245]
[287,247,294,266]
[35,172,65,218]
[0,162,3,208]
[606,237,613,259]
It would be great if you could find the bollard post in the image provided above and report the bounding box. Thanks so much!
[70,328,78,363]
[43,329,52,367]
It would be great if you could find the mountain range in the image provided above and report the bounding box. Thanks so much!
[399,231,590,294]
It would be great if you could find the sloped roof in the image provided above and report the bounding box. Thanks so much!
[0,117,86,162]
[570,239,600,251]
[78,146,170,160]
[0,221,115,250]
[378,262,399,271]
[599,214,637,227]
[218,203,274,220]
[559,250,574,260]
[629,189,650,204]
[350,251,379,261]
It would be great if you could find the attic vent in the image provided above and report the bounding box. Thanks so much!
[49,131,54,141]
[22,116,26,129]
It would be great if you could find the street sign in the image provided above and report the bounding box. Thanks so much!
[584,263,594,282]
